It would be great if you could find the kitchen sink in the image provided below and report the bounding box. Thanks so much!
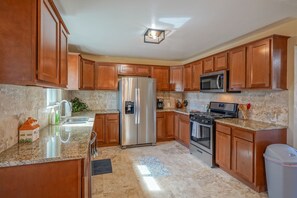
[63,117,89,125]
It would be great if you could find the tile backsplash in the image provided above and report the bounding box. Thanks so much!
[0,85,68,153]
[69,90,118,110]
[157,92,183,108]
[184,90,288,126]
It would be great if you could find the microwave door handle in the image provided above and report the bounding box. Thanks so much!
[216,75,221,89]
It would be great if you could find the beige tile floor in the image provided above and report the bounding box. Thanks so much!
[91,141,268,198]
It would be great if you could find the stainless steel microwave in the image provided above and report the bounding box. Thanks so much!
[200,70,228,93]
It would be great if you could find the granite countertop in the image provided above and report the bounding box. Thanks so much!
[156,108,191,115]
[215,118,287,131]
[73,109,119,118]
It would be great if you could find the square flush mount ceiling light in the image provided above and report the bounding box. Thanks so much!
[144,28,165,44]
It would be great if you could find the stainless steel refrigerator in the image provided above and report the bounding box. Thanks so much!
[119,77,156,147]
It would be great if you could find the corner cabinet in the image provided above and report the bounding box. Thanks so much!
[93,113,120,147]
[215,123,287,192]
[0,0,69,88]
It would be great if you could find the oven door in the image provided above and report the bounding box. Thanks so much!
[190,121,213,154]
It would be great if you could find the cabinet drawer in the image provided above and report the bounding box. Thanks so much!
[106,114,119,120]
[233,129,254,142]
[216,124,231,135]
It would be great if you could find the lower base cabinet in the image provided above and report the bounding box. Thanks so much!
[157,111,190,147]
[0,158,90,198]
[93,113,119,147]
[215,123,286,192]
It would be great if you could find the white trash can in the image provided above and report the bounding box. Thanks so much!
[263,144,297,198]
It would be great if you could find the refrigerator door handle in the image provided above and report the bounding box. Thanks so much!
[137,88,141,124]
[135,88,138,125]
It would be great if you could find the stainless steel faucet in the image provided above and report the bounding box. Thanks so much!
[59,100,72,119]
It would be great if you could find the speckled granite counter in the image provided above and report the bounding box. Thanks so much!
[215,118,287,131]
[0,124,93,168]
[156,108,191,116]
[73,109,119,117]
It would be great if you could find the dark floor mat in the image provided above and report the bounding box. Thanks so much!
[92,159,112,176]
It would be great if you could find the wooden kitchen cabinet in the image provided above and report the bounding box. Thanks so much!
[156,112,175,141]
[59,24,68,87]
[215,123,286,192]
[95,63,118,90]
[170,66,184,92]
[80,59,95,90]
[67,53,81,90]
[93,113,120,146]
[183,64,192,91]
[214,52,228,71]
[229,46,247,90]
[151,66,170,91]
[118,64,151,76]
[0,0,69,88]
[192,60,203,90]
[203,57,214,73]
[178,114,190,147]
[174,114,179,140]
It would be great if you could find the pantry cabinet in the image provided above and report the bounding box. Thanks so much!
[170,66,183,92]
[0,0,69,88]
[93,113,119,146]
[215,122,286,192]
[151,66,170,91]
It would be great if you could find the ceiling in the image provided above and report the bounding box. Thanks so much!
[54,0,297,61]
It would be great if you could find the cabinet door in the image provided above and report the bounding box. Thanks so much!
[232,136,254,183]
[80,59,95,90]
[156,112,166,141]
[229,47,246,90]
[106,114,119,145]
[59,24,68,87]
[192,61,203,90]
[183,64,192,91]
[93,114,105,145]
[67,53,80,90]
[179,115,190,146]
[174,114,179,140]
[118,64,135,75]
[214,52,228,71]
[203,57,214,73]
[246,39,271,88]
[135,65,151,76]
[170,66,183,92]
[216,131,231,169]
[152,66,170,91]
[95,64,118,90]
[38,0,60,84]
[166,112,174,138]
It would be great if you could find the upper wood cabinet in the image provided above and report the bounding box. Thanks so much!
[67,53,81,90]
[60,25,68,87]
[192,61,203,91]
[151,66,170,91]
[183,64,192,91]
[95,63,118,90]
[214,52,228,71]
[246,36,288,90]
[170,66,183,92]
[80,59,95,90]
[229,46,247,91]
[203,57,214,73]
[118,64,151,77]
[0,0,69,88]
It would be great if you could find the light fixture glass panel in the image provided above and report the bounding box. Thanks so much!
[144,28,165,44]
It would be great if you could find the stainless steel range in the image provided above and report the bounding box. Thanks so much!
[189,102,238,167]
